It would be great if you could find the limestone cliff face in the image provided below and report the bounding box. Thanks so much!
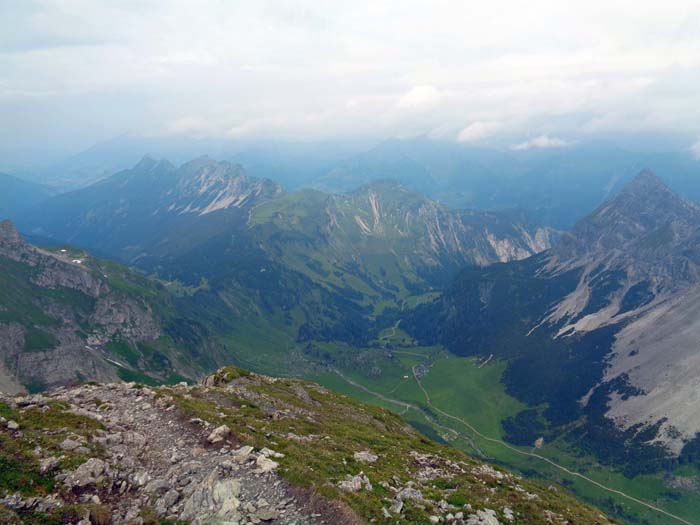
[537,173,700,453]
[326,182,554,269]
[0,221,189,393]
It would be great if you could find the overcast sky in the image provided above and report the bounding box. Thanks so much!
[2,0,700,159]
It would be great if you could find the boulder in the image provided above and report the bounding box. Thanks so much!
[390,499,404,514]
[353,450,378,463]
[145,478,170,495]
[397,486,424,502]
[259,447,284,458]
[64,458,106,491]
[232,445,254,461]
[131,470,151,487]
[255,455,279,473]
[466,509,501,525]
[338,472,372,492]
[207,424,231,444]
[39,456,60,474]
[155,489,180,516]
[59,438,81,451]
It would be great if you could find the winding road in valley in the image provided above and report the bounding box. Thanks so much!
[407,365,694,525]
[329,364,695,525]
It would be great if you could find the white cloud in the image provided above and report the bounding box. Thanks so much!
[457,121,501,143]
[164,117,220,136]
[692,138,700,159]
[394,86,441,111]
[2,1,700,153]
[511,134,575,151]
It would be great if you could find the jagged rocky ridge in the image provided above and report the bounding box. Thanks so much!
[21,156,552,299]
[0,366,614,524]
[250,181,552,293]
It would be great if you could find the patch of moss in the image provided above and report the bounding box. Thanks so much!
[107,337,140,366]
[0,454,55,495]
[23,327,59,352]
[15,504,91,525]
[0,401,104,498]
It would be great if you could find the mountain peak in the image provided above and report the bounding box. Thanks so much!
[134,154,157,171]
[611,169,690,215]
[622,169,667,193]
[130,155,175,173]
[557,170,699,258]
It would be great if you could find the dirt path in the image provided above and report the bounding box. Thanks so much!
[391,350,430,359]
[477,354,493,368]
[52,382,328,524]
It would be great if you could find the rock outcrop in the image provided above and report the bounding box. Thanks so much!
[0,221,209,393]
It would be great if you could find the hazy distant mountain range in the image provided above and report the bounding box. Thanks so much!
[9,136,700,228]
[22,156,551,278]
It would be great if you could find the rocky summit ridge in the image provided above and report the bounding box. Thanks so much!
[0,367,614,525]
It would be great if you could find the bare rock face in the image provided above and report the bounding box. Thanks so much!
[425,171,700,457]
[0,221,188,393]
[255,455,279,474]
[466,509,501,525]
[540,172,700,452]
[179,475,242,522]
[0,382,328,525]
[64,458,107,491]
[337,473,372,493]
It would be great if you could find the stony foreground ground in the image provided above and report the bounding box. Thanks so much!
[2,381,330,525]
[1,367,615,524]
